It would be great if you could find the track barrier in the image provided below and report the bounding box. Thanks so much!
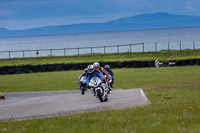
[48,64,56,71]
[16,65,24,74]
[31,65,40,72]
[23,65,31,73]
[71,63,80,70]
[0,59,199,75]
[118,61,126,68]
[56,64,64,71]
[40,64,48,72]
[197,59,200,65]
[63,63,72,70]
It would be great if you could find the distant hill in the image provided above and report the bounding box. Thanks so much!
[1,12,200,37]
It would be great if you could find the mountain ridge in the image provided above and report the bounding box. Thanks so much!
[1,12,200,37]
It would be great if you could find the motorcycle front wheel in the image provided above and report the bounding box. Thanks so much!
[96,89,104,102]
[81,86,86,95]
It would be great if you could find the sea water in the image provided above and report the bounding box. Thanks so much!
[0,26,200,58]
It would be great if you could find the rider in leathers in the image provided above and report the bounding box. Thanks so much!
[78,68,88,89]
[86,65,107,95]
[104,65,114,88]
[93,62,112,89]
[93,62,110,77]
[86,65,106,84]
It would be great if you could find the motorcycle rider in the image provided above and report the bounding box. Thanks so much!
[86,65,107,94]
[93,62,112,89]
[78,68,88,90]
[93,62,110,77]
[104,65,114,88]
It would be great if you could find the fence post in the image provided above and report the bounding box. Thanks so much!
[36,50,39,58]
[179,41,182,51]
[91,47,93,54]
[9,51,11,58]
[142,43,144,53]
[129,44,132,53]
[78,48,80,55]
[155,42,157,52]
[104,46,106,54]
[50,49,52,56]
[117,45,119,53]
[64,48,66,56]
[23,51,25,58]
[168,42,170,51]
[193,41,195,50]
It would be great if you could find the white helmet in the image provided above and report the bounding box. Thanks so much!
[93,62,99,70]
[87,65,95,73]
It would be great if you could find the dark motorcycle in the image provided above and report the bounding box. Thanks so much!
[78,76,87,95]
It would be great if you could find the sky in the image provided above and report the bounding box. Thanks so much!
[0,0,200,30]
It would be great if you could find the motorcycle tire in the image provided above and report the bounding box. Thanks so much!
[1,96,5,100]
[81,86,86,95]
[107,89,110,94]
[104,98,108,102]
[104,96,108,102]
[96,89,104,102]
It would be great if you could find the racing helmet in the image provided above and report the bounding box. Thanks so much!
[93,62,100,70]
[105,65,110,69]
[84,68,88,73]
[87,65,95,73]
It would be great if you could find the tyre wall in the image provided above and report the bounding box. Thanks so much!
[40,64,48,72]
[0,59,199,75]
[48,64,56,71]
[0,66,7,75]
[23,65,31,73]
[56,64,64,71]
[16,65,24,74]
[31,65,40,72]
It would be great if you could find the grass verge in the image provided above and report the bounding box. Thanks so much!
[0,66,200,132]
[0,49,200,66]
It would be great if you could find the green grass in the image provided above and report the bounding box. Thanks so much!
[0,66,199,92]
[0,66,200,132]
[0,49,200,66]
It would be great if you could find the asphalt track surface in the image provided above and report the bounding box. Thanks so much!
[0,89,150,121]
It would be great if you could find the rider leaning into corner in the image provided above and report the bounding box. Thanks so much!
[86,65,107,90]
[93,62,110,77]
[93,62,113,89]
[78,68,88,89]
[104,65,114,88]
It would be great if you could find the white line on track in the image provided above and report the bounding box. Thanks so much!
[139,88,151,104]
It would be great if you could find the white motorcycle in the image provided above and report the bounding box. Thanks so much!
[89,77,109,102]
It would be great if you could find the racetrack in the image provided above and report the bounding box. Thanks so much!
[0,89,150,121]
